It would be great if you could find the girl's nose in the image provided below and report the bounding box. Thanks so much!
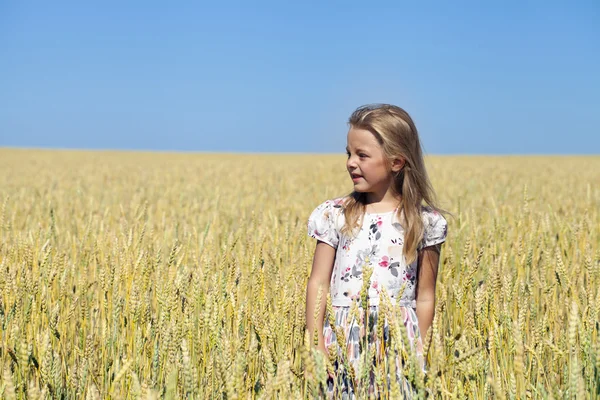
[347,157,357,169]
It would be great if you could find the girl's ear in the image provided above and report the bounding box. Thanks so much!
[391,158,406,173]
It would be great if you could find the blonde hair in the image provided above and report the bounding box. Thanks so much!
[341,103,446,264]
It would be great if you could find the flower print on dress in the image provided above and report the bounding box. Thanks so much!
[387,244,403,257]
[341,235,355,251]
[378,255,390,268]
[405,262,417,284]
[390,237,404,246]
[353,244,379,277]
[307,200,341,249]
[371,280,379,290]
[332,197,346,208]
[388,261,401,277]
[368,217,383,241]
[340,266,352,282]
[420,207,448,249]
[342,291,361,302]
[378,250,401,277]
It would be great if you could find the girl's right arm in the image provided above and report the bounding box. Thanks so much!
[305,240,336,355]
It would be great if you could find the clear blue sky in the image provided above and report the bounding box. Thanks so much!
[1,1,599,154]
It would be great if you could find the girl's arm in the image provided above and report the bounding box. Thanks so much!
[305,240,336,355]
[415,244,441,343]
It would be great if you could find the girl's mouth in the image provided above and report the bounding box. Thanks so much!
[351,174,363,182]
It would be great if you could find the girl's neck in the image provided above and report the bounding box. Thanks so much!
[365,188,402,208]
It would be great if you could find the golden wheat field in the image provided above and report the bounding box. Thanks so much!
[0,148,598,399]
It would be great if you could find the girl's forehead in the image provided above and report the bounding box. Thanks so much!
[346,128,380,148]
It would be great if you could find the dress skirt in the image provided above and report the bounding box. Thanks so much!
[322,305,426,399]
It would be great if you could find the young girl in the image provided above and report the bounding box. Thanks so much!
[305,104,448,398]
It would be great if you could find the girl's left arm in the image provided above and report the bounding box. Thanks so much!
[415,244,441,343]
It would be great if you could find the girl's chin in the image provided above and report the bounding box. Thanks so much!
[352,185,370,192]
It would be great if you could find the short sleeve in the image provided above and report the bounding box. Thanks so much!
[307,199,341,249]
[421,210,448,249]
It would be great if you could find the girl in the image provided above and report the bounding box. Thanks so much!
[305,104,448,398]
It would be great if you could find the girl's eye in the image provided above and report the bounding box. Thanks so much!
[359,154,368,158]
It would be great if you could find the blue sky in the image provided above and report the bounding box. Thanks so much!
[1,1,598,154]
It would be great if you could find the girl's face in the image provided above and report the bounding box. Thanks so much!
[346,127,395,195]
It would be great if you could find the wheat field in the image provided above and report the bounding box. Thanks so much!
[0,149,598,399]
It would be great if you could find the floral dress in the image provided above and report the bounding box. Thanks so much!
[307,197,448,399]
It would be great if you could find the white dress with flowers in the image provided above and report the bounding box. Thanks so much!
[307,196,448,398]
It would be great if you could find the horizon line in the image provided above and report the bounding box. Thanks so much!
[1,145,598,157]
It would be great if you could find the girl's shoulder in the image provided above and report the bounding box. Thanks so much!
[308,196,349,223]
[420,205,446,222]
[419,205,449,248]
[307,196,350,248]
[313,196,350,212]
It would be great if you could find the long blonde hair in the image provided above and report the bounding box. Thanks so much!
[341,104,446,264]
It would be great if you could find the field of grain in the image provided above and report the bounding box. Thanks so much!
[0,149,598,399]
